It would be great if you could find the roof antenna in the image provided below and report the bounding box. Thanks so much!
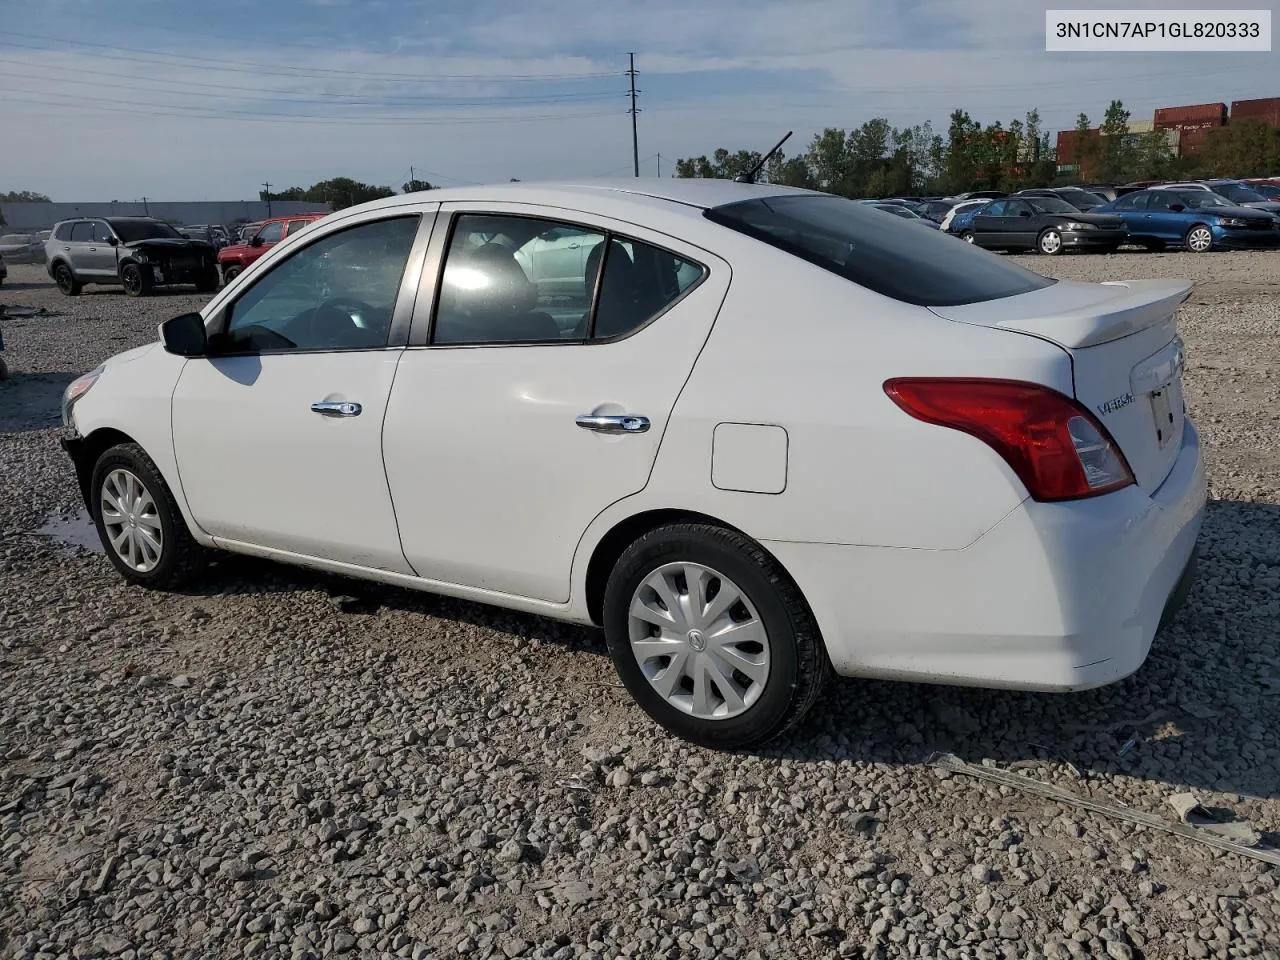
[735,131,793,184]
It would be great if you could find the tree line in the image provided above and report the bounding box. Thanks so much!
[675,101,1280,196]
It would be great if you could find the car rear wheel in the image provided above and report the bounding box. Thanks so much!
[91,443,206,589]
[603,522,831,749]
[1037,229,1063,255]
[1185,224,1213,253]
[53,263,82,296]
[121,263,152,297]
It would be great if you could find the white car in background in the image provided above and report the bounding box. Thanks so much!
[939,198,995,233]
[59,179,1205,749]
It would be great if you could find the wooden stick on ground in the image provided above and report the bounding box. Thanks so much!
[930,753,1280,867]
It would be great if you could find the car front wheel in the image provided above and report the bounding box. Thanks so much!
[91,442,205,589]
[1185,224,1214,253]
[603,523,831,749]
[221,264,242,284]
[121,263,152,297]
[1038,229,1063,255]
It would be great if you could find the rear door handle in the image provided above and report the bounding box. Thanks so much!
[576,414,649,434]
[311,401,362,417]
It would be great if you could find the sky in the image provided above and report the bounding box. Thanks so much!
[1,0,1277,200]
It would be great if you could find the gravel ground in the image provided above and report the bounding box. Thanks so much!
[2,253,1278,960]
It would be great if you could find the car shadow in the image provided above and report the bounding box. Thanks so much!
[0,371,77,433]
[0,281,55,292]
[153,498,1280,802]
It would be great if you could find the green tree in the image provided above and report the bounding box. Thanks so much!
[1194,119,1280,177]
[945,109,982,193]
[1130,129,1176,180]
[262,177,395,210]
[401,179,434,193]
[1022,109,1055,185]
[672,149,762,180]
[1099,100,1132,180]
[804,128,857,195]
[763,152,817,188]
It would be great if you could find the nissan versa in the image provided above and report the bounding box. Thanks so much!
[59,180,1205,749]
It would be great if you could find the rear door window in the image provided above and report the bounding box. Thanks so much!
[706,194,1054,307]
[284,219,312,237]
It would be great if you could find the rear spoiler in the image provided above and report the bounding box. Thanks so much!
[930,279,1193,350]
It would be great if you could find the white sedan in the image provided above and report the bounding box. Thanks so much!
[59,179,1206,749]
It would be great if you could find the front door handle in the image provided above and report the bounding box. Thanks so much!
[576,414,649,434]
[311,401,362,417]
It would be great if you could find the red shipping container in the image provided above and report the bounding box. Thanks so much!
[1177,127,1214,155]
[1154,103,1227,128]
[1231,98,1280,128]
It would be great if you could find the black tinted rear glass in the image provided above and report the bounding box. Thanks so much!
[109,220,182,242]
[706,194,1055,307]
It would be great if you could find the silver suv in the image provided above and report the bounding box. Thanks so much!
[45,217,219,297]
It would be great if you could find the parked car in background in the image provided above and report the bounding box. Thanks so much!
[0,253,7,286]
[916,199,957,223]
[179,225,225,251]
[1015,187,1106,212]
[870,203,941,228]
[237,222,263,243]
[56,178,1204,749]
[964,195,1127,254]
[0,232,47,263]
[1097,188,1280,252]
[940,199,993,235]
[948,189,1007,202]
[217,213,326,283]
[1240,179,1280,200]
[45,217,219,297]
[211,225,231,247]
[1194,180,1280,218]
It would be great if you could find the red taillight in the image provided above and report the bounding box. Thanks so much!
[883,378,1135,502]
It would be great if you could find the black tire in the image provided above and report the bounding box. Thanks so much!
[1184,224,1214,253]
[121,262,152,297]
[1037,228,1064,255]
[222,264,242,284]
[960,231,976,244]
[602,523,832,750]
[90,442,206,590]
[53,262,82,296]
[195,268,219,294]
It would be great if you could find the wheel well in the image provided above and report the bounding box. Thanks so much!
[583,509,750,625]
[67,427,136,510]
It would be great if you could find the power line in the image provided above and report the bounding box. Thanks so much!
[0,32,620,83]
[1,89,620,126]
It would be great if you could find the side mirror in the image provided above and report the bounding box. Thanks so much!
[106,236,118,246]
[250,235,264,247]
[160,312,208,357]
[1169,204,1185,212]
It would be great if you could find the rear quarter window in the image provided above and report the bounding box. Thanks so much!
[706,194,1055,307]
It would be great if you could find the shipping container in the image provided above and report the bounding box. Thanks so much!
[1230,97,1280,128]
[1154,103,1227,128]
[1177,127,1213,156]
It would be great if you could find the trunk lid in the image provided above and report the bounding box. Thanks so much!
[930,278,1192,493]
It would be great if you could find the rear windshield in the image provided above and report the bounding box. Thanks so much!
[706,194,1055,307]
[109,220,182,242]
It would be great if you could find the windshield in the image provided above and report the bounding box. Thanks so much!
[706,194,1055,307]
[1057,189,1102,209]
[1212,183,1266,203]
[1175,191,1232,209]
[1249,183,1280,199]
[110,220,183,242]
[1026,197,1079,214]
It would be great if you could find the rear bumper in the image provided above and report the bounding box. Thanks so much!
[768,421,1206,691]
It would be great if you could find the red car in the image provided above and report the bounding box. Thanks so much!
[217,213,326,283]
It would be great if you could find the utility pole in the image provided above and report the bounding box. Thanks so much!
[262,182,272,216]
[656,154,661,177]
[140,196,149,215]
[626,53,640,177]
[409,166,414,189]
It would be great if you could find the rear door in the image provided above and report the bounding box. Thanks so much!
[62,221,97,275]
[382,204,727,602]
[84,221,120,278]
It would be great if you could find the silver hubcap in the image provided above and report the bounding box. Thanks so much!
[1188,228,1211,252]
[100,469,163,572]
[963,233,975,243]
[627,562,770,720]
[1041,231,1061,253]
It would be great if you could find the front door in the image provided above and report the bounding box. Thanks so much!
[382,205,728,602]
[1004,200,1039,248]
[82,221,121,278]
[171,211,430,570]
[970,200,1013,248]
